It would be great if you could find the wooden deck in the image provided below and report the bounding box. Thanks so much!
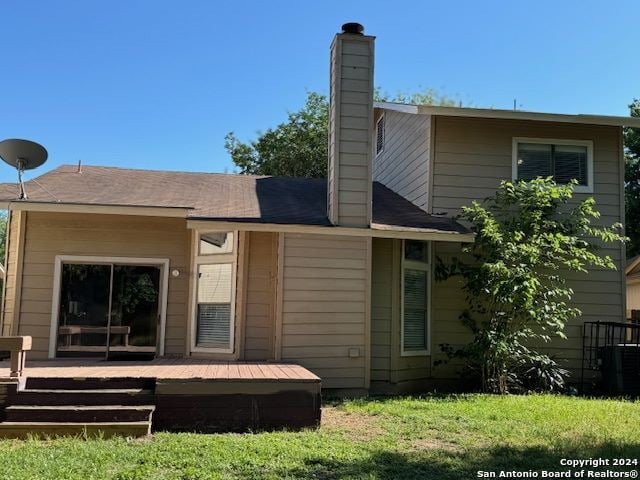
[0,358,322,433]
[0,358,320,382]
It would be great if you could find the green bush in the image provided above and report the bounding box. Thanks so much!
[437,178,626,393]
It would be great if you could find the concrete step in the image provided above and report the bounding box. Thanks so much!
[14,388,155,406]
[0,421,151,439]
[25,377,156,391]
[5,405,155,423]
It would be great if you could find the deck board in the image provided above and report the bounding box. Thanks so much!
[0,358,320,383]
[227,364,239,380]
[247,364,263,379]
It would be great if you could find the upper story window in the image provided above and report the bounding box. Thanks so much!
[512,138,593,193]
[375,115,385,155]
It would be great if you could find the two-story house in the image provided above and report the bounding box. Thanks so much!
[1,22,638,403]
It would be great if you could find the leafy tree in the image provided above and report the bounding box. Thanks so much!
[436,178,626,394]
[225,92,329,177]
[625,99,640,258]
[374,87,461,107]
[225,89,461,177]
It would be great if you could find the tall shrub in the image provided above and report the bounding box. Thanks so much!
[436,178,626,393]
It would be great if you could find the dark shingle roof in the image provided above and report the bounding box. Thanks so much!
[372,183,468,234]
[0,165,468,234]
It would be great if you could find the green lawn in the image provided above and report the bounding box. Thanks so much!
[1,395,639,479]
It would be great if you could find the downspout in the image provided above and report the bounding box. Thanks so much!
[619,127,627,321]
[0,202,13,335]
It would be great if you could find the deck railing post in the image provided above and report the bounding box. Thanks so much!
[10,349,26,378]
[0,336,32,378]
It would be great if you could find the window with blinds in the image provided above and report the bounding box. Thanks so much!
[197,304,231,349]
[514,139,592,191]
[196,263,232,349]
[402,240,430,355]
[376,115,385,155]
[193,231,236,352]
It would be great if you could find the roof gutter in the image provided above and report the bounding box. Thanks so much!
[375,102,640,128]
[2,201,192,218]
[186,219,475,243]
[0,201,475,242]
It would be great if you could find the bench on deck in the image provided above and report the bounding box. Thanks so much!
[57,325,131,349]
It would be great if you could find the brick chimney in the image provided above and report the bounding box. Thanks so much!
[327,23,375,227]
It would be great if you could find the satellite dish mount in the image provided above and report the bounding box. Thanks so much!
[0,139,48,200]
[15,157,29,199]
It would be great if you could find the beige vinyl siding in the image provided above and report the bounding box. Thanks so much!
[243,232,277,361]
[280,233,368,389]
[1,210,24,336]
[626,263,640,315]
[328,34,374,227]
[370,238,431,393]
[627,284,640,314]
[15,212,191,358]
[373,110,431,211]
[430,241,474,379]
[625,266,640,318]
[627,282,640,315]
[430,116,624,377]
[371,238,392,384]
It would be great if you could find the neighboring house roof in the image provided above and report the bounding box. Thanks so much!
[375,102,640,128]
[0,165,469,235]
[626,255,640,276]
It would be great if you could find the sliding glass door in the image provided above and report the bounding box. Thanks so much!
[109,265,161,358]
[56,262,161,359]
[57,264,111,355]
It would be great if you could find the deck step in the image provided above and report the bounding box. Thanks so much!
[13,388,155,406]
[5,405,155,423]
[0,421,151,439]
[25,377,156,391]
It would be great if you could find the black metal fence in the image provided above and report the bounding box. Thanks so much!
[582,321,640,395]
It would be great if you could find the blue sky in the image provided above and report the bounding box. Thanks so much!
[0,0,638,182]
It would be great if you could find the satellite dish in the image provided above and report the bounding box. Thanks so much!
[0,139,48,199]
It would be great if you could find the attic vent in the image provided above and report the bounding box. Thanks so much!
[376,115,385,155]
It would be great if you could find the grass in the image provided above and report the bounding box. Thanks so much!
[0,394,639,479]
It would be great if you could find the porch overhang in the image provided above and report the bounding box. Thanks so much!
[186,219,475,243]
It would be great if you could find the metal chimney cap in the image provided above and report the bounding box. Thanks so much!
[341,23,364,35]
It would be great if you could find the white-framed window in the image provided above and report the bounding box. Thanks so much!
[191,231,237,353]
[512,137,594,193]
[375,114,385,156]
[401,239,431,356]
